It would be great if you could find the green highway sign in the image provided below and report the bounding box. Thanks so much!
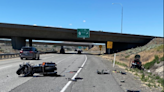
[78,46,82,49]
[77,29,90,38]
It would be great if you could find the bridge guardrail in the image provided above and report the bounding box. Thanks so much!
[0,51,58,60]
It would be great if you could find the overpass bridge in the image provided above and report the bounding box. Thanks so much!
[0,22,158,53]
[0,40,93,47]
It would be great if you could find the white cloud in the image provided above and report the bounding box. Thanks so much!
[59,26,62,28]
[33,24,37,26]
[83,20,86,22]
[69,23,72,26]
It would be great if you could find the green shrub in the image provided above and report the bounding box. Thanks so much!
[115,61,128,67]
[148,72,152,75]
[141,73,145,81]
[148,83,151,87]
[125,55,130,58]
[157,61,160,64]
[155,44,163,51]
[158,78,164,87]
[156,76,160,79]
[149,79,155,83]
[160,56,164,61]
[144,55,159,69]
[135,73,138,76]
[154,84,157,88]
[140,70,144,73]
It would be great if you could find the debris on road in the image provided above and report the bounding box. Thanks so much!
[75,77,83,80]
[67,78,77,82]
[65,71,77,73]
[127,90,141,92]
[112,70,126,75]
[121,72,126,75]
[97,69,110,74]
[120,80,125,83]
[67,77,83,82]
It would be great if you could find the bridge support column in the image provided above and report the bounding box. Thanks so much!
[105,42,110,54]
[60,46,65,53]
[11,37,26,50]
[29,39,32,46]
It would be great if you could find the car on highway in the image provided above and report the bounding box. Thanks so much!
[19,46,40,60]
[77,50,82,54]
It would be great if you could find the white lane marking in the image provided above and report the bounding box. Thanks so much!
[0,65,12,70]
[60,55,87,92]
[56,55,74,64]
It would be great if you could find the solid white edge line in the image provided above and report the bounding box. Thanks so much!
[60,55,87,92]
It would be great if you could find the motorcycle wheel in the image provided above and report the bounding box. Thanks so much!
[16,67,25,75]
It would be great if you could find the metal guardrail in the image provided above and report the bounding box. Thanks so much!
[0,51,58,60]
[0,53,20,59]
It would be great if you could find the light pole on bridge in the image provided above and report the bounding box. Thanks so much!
[112,3,123,33]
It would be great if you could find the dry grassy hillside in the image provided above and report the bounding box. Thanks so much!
[101,38,163,65]
[88,45,105,54]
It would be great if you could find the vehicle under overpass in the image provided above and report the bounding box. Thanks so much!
[0,22,159,54]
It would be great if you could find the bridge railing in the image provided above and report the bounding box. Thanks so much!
[0,51,58,60]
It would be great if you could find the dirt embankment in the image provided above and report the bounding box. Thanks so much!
[101,38,163,77]
[102,38,163,64]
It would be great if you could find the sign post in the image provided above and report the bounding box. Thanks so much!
[113,53,116,67]
[99,45,102,54]
[77,29,90,39]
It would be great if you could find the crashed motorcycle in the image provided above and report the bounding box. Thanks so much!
[16,62,57,76]
[131,55,144,70]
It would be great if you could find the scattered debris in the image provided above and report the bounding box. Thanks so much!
[112,70,126,75]
[147,70,150,72]
[67,77,83,82]
[67,78,77,82]
[75,77,83,80]
[120,80,125,83]
[127,90,141,92]
[121,72,126,75]
[66,71,77,73]
[97,69,110,74]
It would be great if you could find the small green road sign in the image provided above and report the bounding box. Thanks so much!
[77,29,90,38]
[78,46,82,49]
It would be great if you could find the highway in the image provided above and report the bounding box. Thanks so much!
[0,53,123,92]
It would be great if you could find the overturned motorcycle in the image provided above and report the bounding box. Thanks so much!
[131,55,144,70]
[16,62,57,77]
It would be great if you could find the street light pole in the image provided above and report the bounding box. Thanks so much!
[112,3,123,33]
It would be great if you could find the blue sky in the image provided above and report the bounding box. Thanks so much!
[0,0,163,37]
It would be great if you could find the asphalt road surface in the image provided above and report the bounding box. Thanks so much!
[0,53,123,92]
